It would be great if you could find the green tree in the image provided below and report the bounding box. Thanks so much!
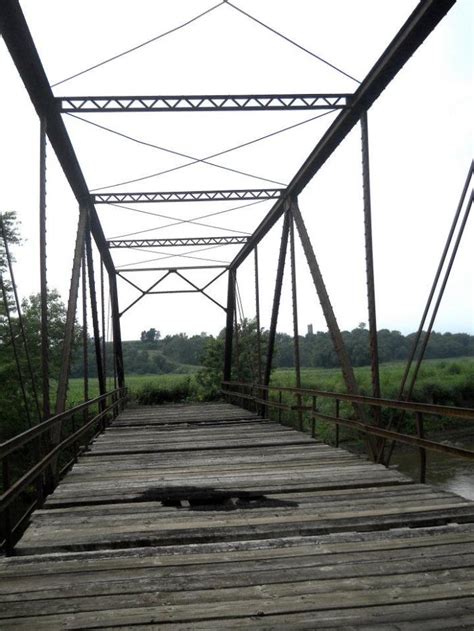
[196,318,267,400]
[140,328,160,343]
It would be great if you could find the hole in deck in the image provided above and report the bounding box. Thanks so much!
[140,487,298,511]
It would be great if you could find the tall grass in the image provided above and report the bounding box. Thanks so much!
[67,357,474,410]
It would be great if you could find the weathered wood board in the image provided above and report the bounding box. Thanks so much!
[1,402,473,628]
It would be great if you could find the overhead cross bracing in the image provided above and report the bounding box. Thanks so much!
[58,93,350,112]
[108,236,249,248]
[92,189,283,204]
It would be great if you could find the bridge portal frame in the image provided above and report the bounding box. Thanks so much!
[0,0,460,470]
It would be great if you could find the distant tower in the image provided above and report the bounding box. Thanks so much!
[307,324,313,335]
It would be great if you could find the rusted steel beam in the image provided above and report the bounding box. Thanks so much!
[229,0,456,271]
[0,0,116,277]
[109,271,125,389]
[291,200,372,449]
[223,270,236,382]
[55,206,88,415]
[85,228,106,403]
[173,270,226,312]
[264,212,290,387]
[254,247,262,385]
[289,213,303,429]
[384,188,474,466]
[360,112,381,414]
[119,271,171,317]
[94,189,282,204]
[100,259,107,387]
[39,117,50,421]
[81,248,88,406]
[222,380,474,421]
[378,166,473,464]
[108,236,249,248]
[58,93,350,113]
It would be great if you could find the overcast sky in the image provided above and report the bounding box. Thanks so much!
[0,0,472,342]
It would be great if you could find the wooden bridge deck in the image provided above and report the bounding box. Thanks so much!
[1,402,473,628]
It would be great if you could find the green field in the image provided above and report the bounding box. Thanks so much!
[67,356,474,408]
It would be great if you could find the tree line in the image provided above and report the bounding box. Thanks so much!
[71,324,474,379]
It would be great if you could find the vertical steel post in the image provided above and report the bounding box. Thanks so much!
[264,211,290,387]
[85,226,106,404]
[360,112,381,404]
[39,117,50,420]
[55,205,88,416]
[81,248,88,408]
[100,258,107,389]
[109,271,125,390]
[254,246,262,386]
[223,269,236,382]
[289,211,303,430]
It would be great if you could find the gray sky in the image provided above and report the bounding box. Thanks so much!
[0,0,472,341]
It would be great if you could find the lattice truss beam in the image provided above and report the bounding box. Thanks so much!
[108,236,249,248]
[92,189,282,204]
[59,94,350,113]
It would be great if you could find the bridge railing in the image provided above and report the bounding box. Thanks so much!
[0,387,127,552]
[222,381,474,481]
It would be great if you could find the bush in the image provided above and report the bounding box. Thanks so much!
[132,378,192,405]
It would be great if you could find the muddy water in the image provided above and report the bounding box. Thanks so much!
[390,442,474,500]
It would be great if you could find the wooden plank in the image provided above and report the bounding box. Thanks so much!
[2,402,474,628]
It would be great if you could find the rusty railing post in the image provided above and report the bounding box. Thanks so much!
[415,411,426,483]
[311,395,317,438]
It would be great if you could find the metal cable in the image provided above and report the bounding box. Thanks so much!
[108,198,268,239]
[67,113,286,187]
[117,243,231,268]
[51,1,226,87]
[90,110,336,191]
[105,203,250,236]
[224,1,360,84]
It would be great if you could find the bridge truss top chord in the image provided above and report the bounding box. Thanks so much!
[108,236,249,248]
[92,189,283,204]
[58,93,350,113]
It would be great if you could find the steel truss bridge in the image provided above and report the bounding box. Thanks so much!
[0,0,473,626]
